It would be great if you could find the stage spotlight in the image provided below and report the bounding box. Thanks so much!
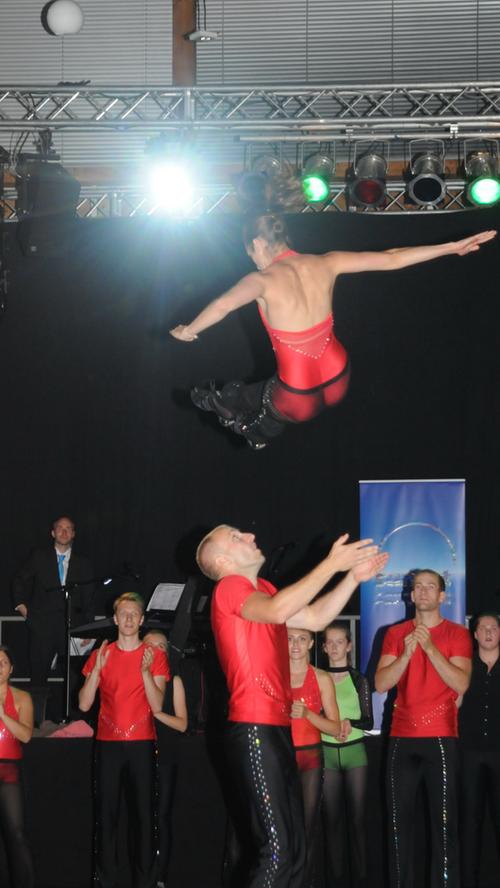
[145,134,197,213]
[15,158,81,256]
[407,141,446,207]
[349,150,387,207]
[147,160,195,212]
[466,149,500,206]
[302,154,333,203]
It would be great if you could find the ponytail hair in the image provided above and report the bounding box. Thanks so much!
[243,213,291,250]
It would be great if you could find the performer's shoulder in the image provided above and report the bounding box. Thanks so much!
[443,619,472,640]
[11,684,31,706]
[385,618,413,638]
[213,574,260,612]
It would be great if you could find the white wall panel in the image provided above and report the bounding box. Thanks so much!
[197,1,500,85]
[0,1,172,164]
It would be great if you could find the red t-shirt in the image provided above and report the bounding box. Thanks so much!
[381,618,472,737]
[211,575,292,726]
[83,642,170,741]
[291,665,322,748]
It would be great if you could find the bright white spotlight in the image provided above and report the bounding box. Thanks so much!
[148,161,195,213]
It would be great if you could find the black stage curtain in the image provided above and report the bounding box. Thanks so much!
[0,208,499,619]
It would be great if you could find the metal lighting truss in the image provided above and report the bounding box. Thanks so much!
[2,80,500,216]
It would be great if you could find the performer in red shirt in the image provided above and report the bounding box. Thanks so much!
[375,570,472,888]
[79,593,170,888]
[198,524,388,888]
[0,645,34,888]
[171,214,495,449]
[288,628,340,886]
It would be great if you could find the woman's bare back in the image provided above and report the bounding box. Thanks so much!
[258,252,338,331]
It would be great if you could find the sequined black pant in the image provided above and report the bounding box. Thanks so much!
[224,722,306,888]
[386,737,459,888]
[94,740,156,888]
[459,746,500,888]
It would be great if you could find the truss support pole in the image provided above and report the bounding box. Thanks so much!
[173,0,196,87]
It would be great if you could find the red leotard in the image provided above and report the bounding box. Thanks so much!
[211,575,292,726]
[0,686,22,760]
[258,306,348,392]
[381,619,472,737]
[291,665,322,748]
[83,642,170,741]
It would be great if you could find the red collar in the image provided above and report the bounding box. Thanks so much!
[271,249,298,264]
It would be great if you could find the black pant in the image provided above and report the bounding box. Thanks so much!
[27,613,66,686]
[156,757,178,884]
[224,722,306,888]
[215,366,350,446]
[386,737,459,888]
[460,746,500,888]
[0,762,34,888]
[94,740,156,888]
[216,379,288,446]
[323,762,368,887]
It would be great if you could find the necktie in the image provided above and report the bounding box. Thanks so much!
[57,553,66,585]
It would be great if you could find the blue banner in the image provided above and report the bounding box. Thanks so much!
[359,479,465,730]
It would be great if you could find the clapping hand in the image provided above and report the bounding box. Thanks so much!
[291,700,308,719]
[95,640,110,674]
[141,645,154,673]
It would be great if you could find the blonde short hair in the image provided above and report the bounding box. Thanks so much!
[196,524,232,581]
[113,592,145,614]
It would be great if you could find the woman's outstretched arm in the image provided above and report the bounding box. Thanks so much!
[170,272,264,342]
[326,229,496,277]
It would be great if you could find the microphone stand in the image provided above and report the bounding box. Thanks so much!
[53,573,115,724]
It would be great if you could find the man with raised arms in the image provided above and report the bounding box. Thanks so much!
[197,525,388,888]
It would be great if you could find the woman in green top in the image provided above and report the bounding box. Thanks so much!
[322,621,373,888]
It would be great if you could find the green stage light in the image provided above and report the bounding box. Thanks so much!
[302,154,333,203]
[302,174,330,202]
[468,176,500,206]
[466,150,500,206]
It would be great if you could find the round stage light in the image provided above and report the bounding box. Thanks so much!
[408,152,446,207]
[350,152,387,207]
[148,162,195,213]
[468,176,500,206]
[46,0,84,35]
[302,154,333,203]
[466,151,500,206]
[302,174,329,202]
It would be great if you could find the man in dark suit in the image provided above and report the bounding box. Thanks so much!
[12,516,95,687]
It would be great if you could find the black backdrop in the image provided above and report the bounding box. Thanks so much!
[1,206,500,620]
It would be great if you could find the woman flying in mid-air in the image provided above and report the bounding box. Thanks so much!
[171,214,495,449]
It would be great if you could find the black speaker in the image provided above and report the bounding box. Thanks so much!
[16,161,81,257]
